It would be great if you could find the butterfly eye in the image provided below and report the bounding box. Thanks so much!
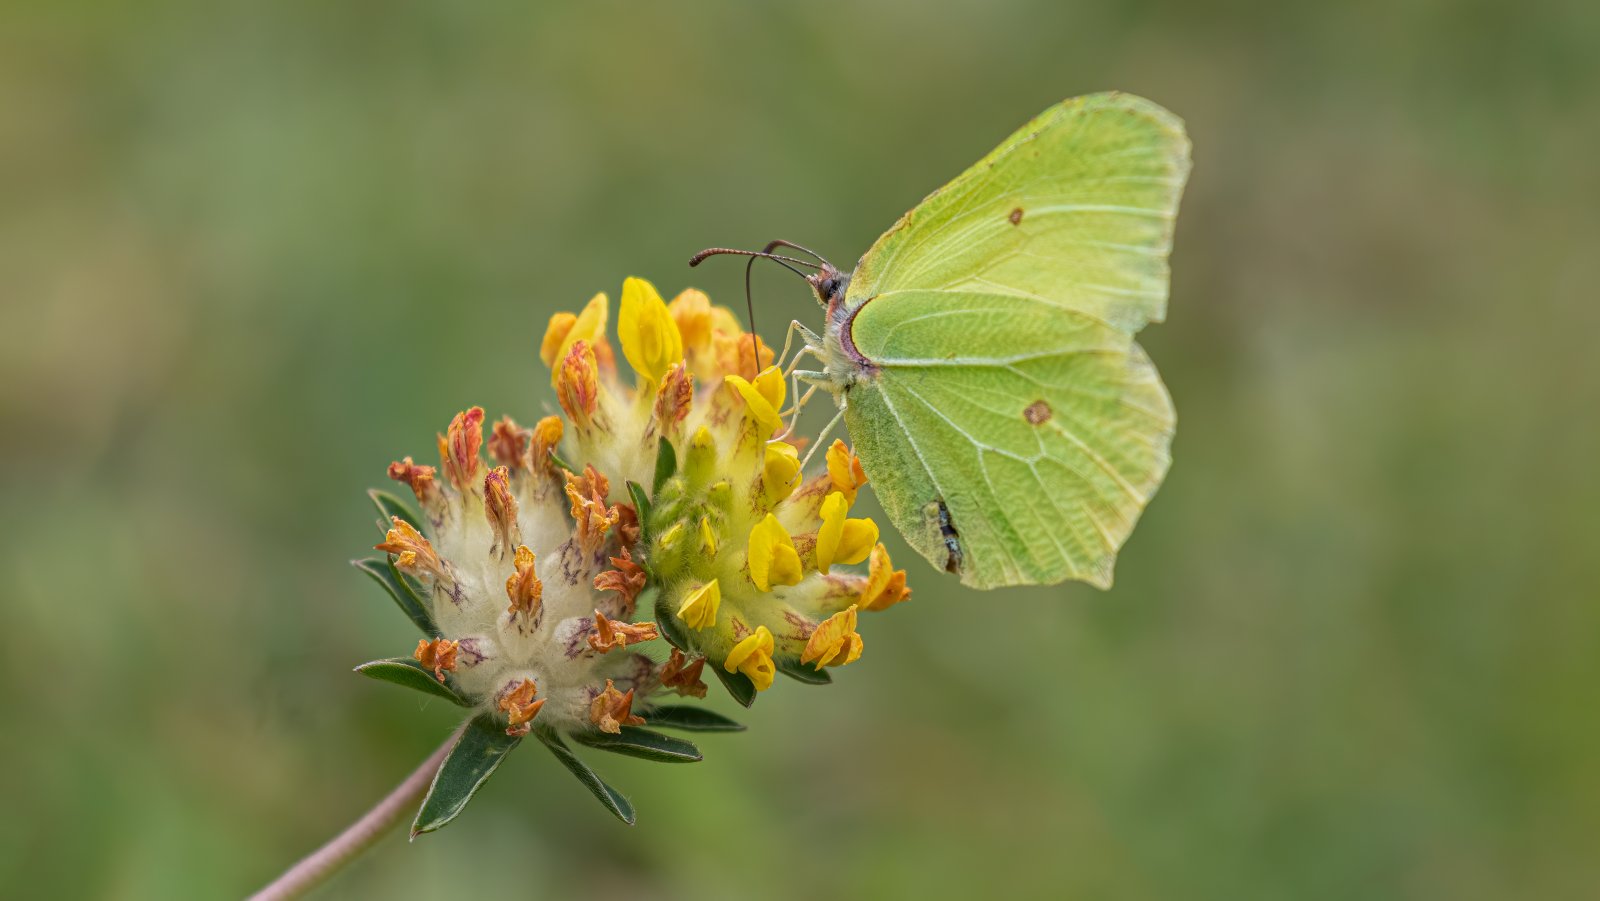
[819,277,839,298]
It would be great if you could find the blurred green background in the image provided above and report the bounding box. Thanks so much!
[4,0,1597,898]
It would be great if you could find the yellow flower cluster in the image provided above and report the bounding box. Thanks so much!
[533,276,911,699]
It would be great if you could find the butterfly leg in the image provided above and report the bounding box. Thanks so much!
[794,368,830,386]
[777,379,823,441]
[798,407,846,470]
[781,320,825,376]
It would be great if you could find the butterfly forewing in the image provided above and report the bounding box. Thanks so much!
[840,93,1190,588]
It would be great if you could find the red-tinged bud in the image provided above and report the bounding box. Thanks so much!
[589,679,644,734]
[498,678,545,737]
[587,610,660,653]
[593,547,646,610]
[653,361,694,435]
[555,341,599,429]
[484,466,519,559]
[488,416,532,471]
[387,457,441,510]
[614,503,641,549]
[530,416,565,476]
[376,517,448,581]
[438,407,486,493]
[660,648,708,699]
[505,545,542,620]
[414,637,460,682]
[564,464,618,553]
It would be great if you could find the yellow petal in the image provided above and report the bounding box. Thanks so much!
[698,515,718,557]
[724,371,782,436]
[860,543,911,611]
[835,518,879,567]
[752,365,785,410]
[800,605,862,669]
[667,288,713,353]
[540,312,577,368]
[747,514,802,591]
[826,439,868,505]
[815,492,879,572]
[676,579,721,631]
[761,441,802,506]
[709,305,742,335]
[724,365,787,438]
[549,293,609,387]
[724,625,776,691]
[658,521,685,552]
[619,276,684,385]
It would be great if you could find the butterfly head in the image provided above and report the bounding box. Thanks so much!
[806,264,850,310]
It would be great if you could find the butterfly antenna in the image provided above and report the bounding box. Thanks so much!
[760,239,834,269]
[742,255,761,379]
[689,245,823,378]
[687,247,820,272]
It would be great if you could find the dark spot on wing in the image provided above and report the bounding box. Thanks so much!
[1023,399,1052,425]
[1008,207,1024,226]
[936,499,963,574]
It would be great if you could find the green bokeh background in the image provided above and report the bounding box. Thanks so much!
[4,1,1596,898]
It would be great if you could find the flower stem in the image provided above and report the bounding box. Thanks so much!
[249,724,465,901]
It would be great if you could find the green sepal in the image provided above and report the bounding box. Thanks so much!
[369,488,424,535]
[353,557,438,637]
[548,447,576,474]
[645,705,746,732]
[710,664,758,708]
[534,727,636,825]
[776,657,833,685]
[354,657,471,706]
[569,726,702,763]
[626,480,654,549]
[411,714,521,838]
[652,436,677,493]
[651,587,690,652]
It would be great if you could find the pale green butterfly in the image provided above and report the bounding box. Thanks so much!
[693,93,1190,589]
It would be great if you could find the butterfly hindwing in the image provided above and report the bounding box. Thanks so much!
[844,292,1173,588]
[840,93,1189,588]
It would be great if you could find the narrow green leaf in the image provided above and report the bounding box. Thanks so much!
[626,480,653,546]
[652,436,677,493]
[355,658,471,706]
[369,488,424,534]
[652,587,689,652]
[411,714,521,837]
[548,447,576,474]
[645,705,746,732]
[569,726,702,763]
[534,728,635,825]
[353,557,438,637]
[710,664,758,708]
[776,657,833,685]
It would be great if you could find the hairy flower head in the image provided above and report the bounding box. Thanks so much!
[357,275,907,834]
[374,406,679,736]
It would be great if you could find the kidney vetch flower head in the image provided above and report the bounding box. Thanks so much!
[354,276,910,834]
[540,277,912,701]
